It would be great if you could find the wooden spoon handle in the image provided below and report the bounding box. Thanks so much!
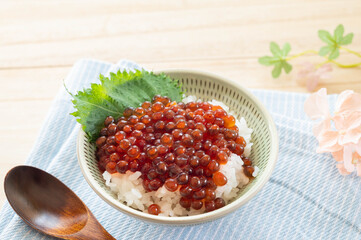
[66,210,116,240]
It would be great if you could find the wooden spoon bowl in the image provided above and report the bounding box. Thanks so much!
[4,166,115,240]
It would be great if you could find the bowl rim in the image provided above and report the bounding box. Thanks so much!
[77,68,279,225]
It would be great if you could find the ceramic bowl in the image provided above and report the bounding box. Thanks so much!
[77,69,279,225]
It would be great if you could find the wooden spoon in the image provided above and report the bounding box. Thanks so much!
[4,166,115,240]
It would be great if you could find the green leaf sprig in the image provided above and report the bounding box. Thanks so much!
[67,70,183,141]
[318,24,354,59]
[258,42,292,78]
[259,24,361,79]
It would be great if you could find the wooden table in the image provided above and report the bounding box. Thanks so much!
[1,0,360,207]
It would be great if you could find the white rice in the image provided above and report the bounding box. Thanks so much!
[103,96,257,216]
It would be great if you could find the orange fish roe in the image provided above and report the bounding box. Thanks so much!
[96,95,255,212]
[148,204,161,215]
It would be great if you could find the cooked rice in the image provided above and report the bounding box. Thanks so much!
[103,96,257,216]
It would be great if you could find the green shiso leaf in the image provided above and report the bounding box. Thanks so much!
[68,70,183,141]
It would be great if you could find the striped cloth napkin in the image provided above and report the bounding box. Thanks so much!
[0,59,360,240]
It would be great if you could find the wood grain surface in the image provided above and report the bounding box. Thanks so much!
[1,0,361,207]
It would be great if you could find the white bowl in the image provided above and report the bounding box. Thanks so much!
[77,69,279,225]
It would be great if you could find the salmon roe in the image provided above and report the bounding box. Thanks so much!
[96,96,255,213]
[148,204,161,215]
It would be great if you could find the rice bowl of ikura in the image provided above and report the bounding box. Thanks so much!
[77,69,279,225]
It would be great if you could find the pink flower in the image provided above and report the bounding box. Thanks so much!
[297,62,332,92]
[333,142,361,175]
[304,88,361,176]
[335,90,361,115]
[333,90,361,146]
[315,111,361,153]
[333,112,361,145]
[303,88,332,139]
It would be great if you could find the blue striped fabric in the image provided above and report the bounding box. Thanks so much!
[0,59,360,240]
